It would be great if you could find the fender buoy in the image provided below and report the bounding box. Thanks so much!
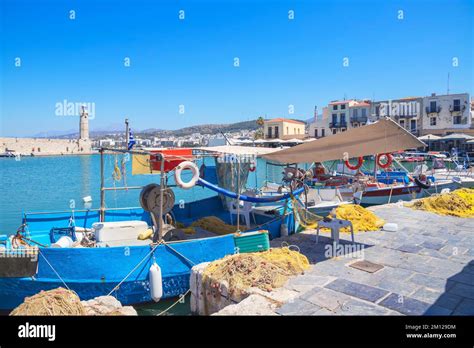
[414,175,431,189]
[149,263,163,302]
[376,153,393,169]
[249,161,256,172]
[344,157,364,170]
[175,161,200,189]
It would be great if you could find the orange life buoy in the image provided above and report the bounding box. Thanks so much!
[344,157,364,170]
[376,153,393,169]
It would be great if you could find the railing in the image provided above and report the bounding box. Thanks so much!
[350,116,368,123]
[425,106,442,114]
[449,105,465,113]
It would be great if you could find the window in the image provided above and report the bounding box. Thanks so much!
[341,104,346,110]
[453,116,462,125]
[430,117,436,126]
[294,128,296,134]
[375,105,380,116]
[353,109,358,117]
[37,147,41,152]
[297,128,300,134]
[286,127,289,134]
[332,114,337,125]
[321,129,325,137]
[430,101,437,113]
[333,105,338,110]
[410,119,416,131]
[362,109,367,117]
[400,120,405,128]
[275,126,279,138]
[332,129,337,134]
[314,129,318,138]
[268,127,272,138]
[340,113,346,124]
[453,99,461,112]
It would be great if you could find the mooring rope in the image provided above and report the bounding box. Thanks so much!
[156,289,191,316]
[38,249,71,291]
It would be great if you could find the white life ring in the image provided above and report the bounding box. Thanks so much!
[175,161,200,189]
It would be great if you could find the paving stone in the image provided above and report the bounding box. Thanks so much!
[432,292,464,311]
[447,282,474,300]
[397,244,423,254]
[275,298,322,316]
[375,277,421,297]
[418,248,449,259]
[325,278,389,303]
[284,274,336,293]
[452,298,474,316]
[379,293,431,315]
[423,305,452,315]
[420,239,447,250]
[301,287,352,311]
[439,245,469,256]
[411,287,443,304]
[448,272,474,286]
[334,298,391,315]
[408,273,448,291]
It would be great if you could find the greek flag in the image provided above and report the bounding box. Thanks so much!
[128,128,136,150]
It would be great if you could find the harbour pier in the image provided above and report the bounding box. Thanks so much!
[191,204,474,316]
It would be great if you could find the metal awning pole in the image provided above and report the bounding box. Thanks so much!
[153,155,165,243]
[100,148,105,222]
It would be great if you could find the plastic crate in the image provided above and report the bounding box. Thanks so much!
[234,230,270,253]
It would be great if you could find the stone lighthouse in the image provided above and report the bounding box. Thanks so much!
[79,105,89,140]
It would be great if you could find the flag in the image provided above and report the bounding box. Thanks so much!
[128,128,136,150]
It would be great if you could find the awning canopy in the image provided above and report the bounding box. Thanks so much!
[262,119,426,164]
[440,133,474,141]
[418,134,442,141]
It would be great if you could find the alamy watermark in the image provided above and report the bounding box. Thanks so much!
[55,99,96,119]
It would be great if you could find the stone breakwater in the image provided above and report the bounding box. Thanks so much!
[0,137,92,156]
[191,204,474,316]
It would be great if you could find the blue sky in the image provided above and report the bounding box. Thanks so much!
[0,0,472,136]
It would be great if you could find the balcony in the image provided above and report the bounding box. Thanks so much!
[425,106,441,114]
[395,114,418,119]
[449,105,466,113]
[330,122,347,128]
[350,116,368,123]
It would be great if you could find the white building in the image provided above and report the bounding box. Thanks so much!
[370,97,423,136]
[421,92,473,136]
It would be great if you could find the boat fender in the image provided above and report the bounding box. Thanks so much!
[149,262,163,302]
[344,157,364,170]
[376,153,393,169]
[414,175,431,189]
[175,161,200,189]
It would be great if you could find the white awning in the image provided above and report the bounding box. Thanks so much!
[196,145,280,156]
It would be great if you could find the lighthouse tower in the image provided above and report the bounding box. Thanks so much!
[79,105,89,140]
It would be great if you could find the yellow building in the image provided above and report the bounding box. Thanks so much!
[263,118,306,140]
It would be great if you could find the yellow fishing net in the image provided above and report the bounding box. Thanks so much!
[203,247,309,295]
[292,198,323,229]
[326,204,386,232]
[10,288,86,316]
[406,188,474,218]
[190,216,247,235]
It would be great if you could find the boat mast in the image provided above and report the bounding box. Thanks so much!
[153,155,165,243]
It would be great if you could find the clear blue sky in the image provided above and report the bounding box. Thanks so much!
[1,0,472,137]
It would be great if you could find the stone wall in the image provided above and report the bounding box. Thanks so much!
[0,137,92,156]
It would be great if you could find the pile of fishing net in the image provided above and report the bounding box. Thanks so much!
[406,188,474,218]
[203,247,309,296]
[190,216,247,235]
[10,287,86,316]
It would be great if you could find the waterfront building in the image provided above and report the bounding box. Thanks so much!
[421,92,473,136]
[370,96,423,136]
[263,118,306,140]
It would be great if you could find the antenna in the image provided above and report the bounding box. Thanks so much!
[447,73,450,95]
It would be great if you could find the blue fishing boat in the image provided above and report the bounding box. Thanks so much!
[0,146,300,311]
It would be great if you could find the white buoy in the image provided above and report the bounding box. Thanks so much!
[149,262,163,302]
[83,196,92,203]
